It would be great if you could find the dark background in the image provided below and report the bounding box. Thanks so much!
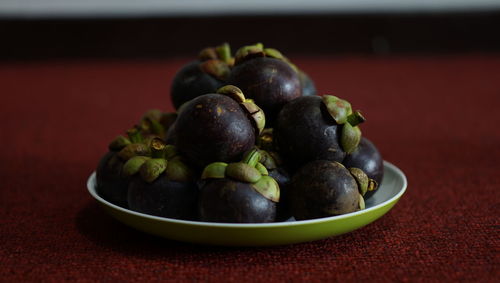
[1,11,500,60]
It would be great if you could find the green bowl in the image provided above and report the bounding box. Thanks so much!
[87,161,407,246]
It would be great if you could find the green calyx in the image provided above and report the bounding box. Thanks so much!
[217,85,246,103]
[226,163,262,183]
[201,162,228,179]
[322,95,365,154]
[241,99,266,135]
[217,85,266,135]
[242,149,261,167]
[140,158,168,183]
[215,43,232,65]
[234,43,265,65]
[111,126,150,159]
[255,162,269,176]
[123,156,151,177]
[199,43,233,65]
[349,167,378,197]
[234,43,298,74]
[117,143,150,161]
[349,167,369,196]
[322,95,352,124]
[198,43,234,79]
[108,135,131,151]
[123,137,193,183]
[140,116,165,137]
[341,123,362,154]
[126,127,143,144]
[200,59,231,81]
[251,176,280,202]
[201,149,280,202]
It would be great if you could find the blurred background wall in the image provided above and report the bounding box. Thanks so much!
[1,0,499,59]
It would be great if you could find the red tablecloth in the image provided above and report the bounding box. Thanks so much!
[1,55,498,281]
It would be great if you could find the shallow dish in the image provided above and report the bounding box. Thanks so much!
[87,161,407,246]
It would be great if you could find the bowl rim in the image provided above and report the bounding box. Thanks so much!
[87,160,407,229]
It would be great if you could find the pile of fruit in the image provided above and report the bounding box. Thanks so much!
[95,43,384,223]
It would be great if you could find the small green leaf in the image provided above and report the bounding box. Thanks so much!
[341,123,361,154]
[201,162,228,179]
[117,143,150,161]
[216,85,246,103]
[122,156,150,176]
[322,95,352,124]
[226,163,262,183]
[349,167,369,196]
[255,162,269,176]
[251,176,280,202]
[140,158,168,183]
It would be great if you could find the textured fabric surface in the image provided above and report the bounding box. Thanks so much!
[0,55,498,282]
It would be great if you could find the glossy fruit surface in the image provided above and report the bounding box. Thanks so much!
[274,96,346,170]
[198,178,277,223]
[343,137,384,199]
[228,57,301,124]
[289,160,361,220]
[174,93,256,168]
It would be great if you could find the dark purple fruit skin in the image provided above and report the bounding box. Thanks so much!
[165,122,177,144]
[289,160,360,220]
[228,57,301,124]
[298,70,317,96]
[127,175,198,220]
[274,95,346,172]
[96,152,129,208]
[174,93,256,169]
[170,61,225,109]
[198,178,277,223]
[343,137,384,199]
[269,167,292,221]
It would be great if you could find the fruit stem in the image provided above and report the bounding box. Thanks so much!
[216,43,232,64]
[150,138,166,159]
[347,111,366,127]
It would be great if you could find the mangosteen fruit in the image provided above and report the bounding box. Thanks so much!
[343,137,383,199]
[198,150,280,223]
[126,138,198,220]
[274,95,365,171]
[96,127,150,207]
[289,160,372,220]
[227,43,302,124]
[170,43,234,109]
[173,85,265,169]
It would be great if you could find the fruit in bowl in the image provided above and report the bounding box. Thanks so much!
[93,42,387,224]
[198,150,280,223]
